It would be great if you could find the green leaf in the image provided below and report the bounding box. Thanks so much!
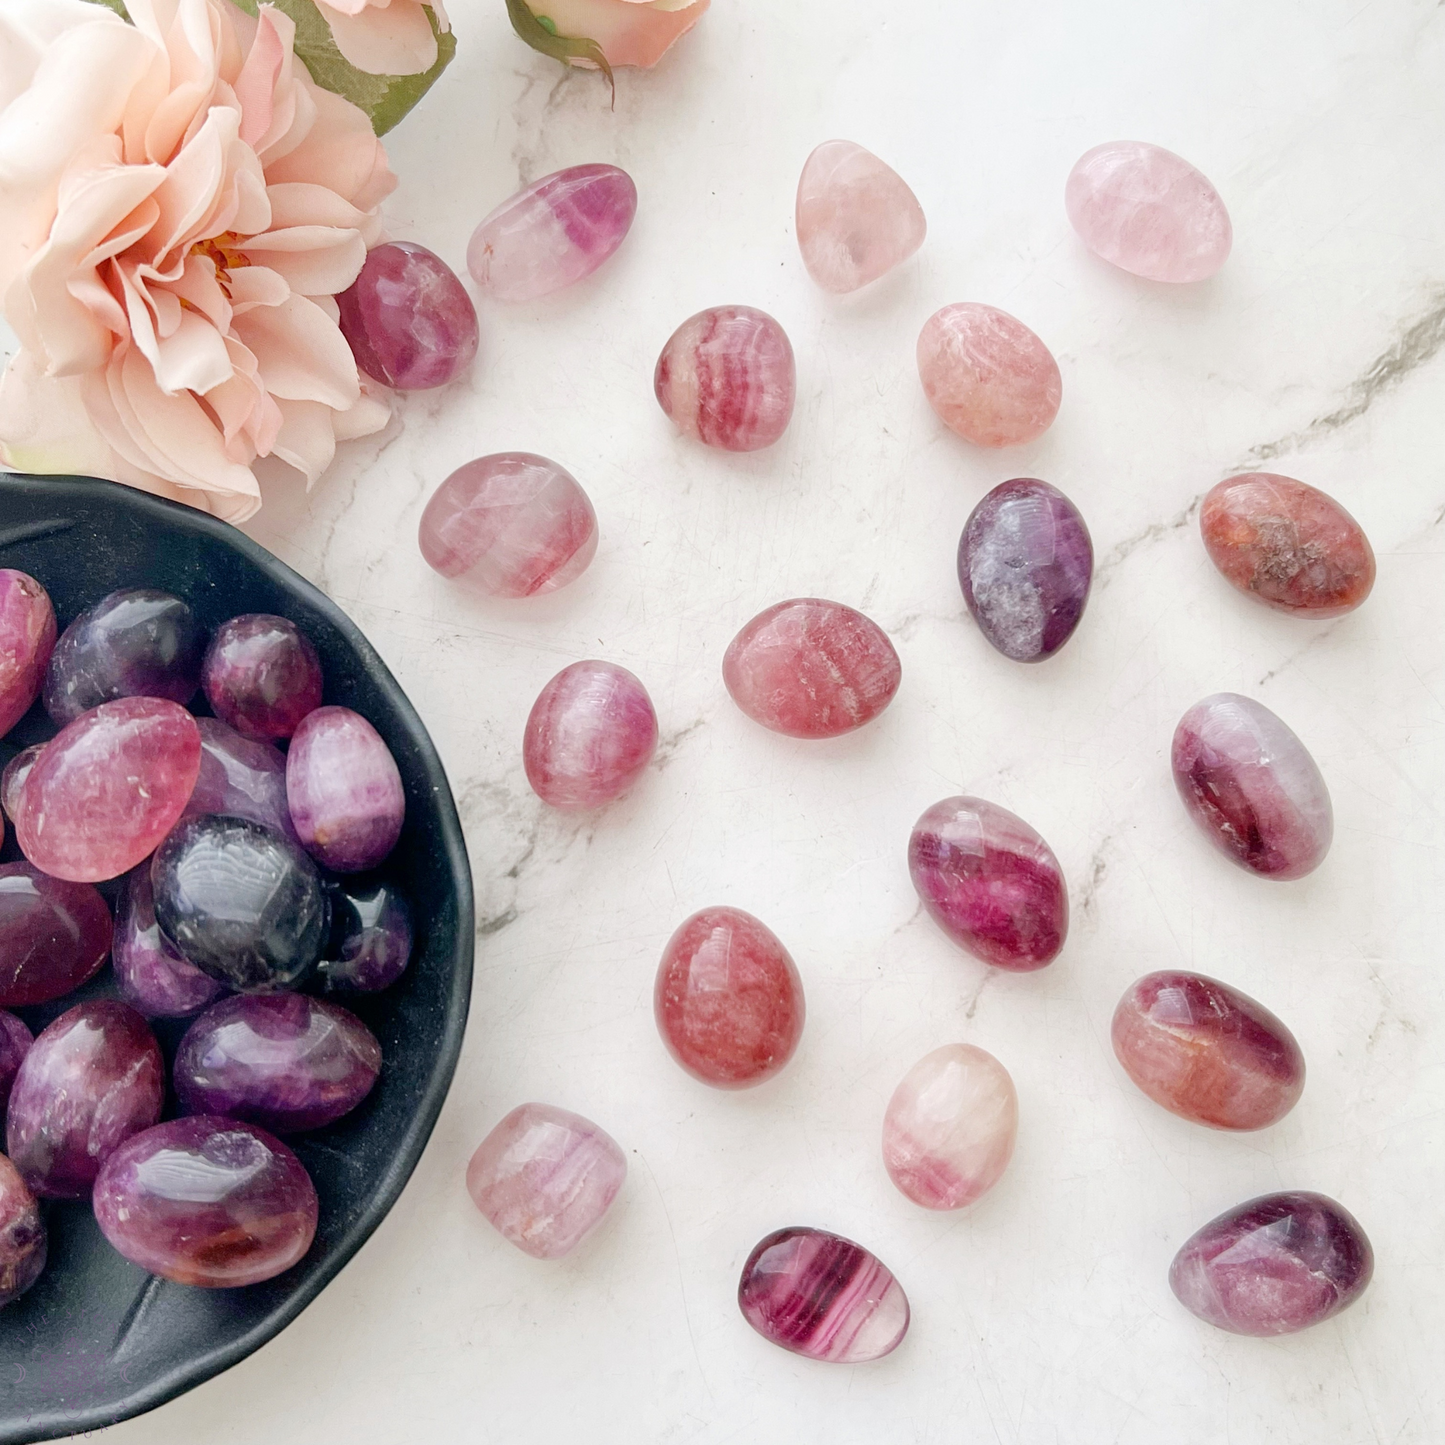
[80,0,131,17]
[503,0,614,105]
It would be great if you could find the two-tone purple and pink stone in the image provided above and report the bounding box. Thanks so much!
[0,570,56,737]
[201,615,323,740]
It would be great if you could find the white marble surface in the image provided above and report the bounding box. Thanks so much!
[32,0,1445,1439]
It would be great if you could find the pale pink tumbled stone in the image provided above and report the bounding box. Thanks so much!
[1065,141,1232,283]
[917,304,1062,447]
[796,140,926,294]
[418,453,599,597]
[466,1103,626,1259]
[883,1043,1018,1210]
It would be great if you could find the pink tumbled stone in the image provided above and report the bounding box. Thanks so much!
[723,598,901,739]
[1066,141,1232,283]
[882,1043,1018,1210]
[419,453,599,597]
[15,698,201,883]
[466,1102,627,1260]
[468,164,638,302]
[0,862,112,1007]
[0,1153,45,1308]
[0,571,56,738]
[654,306,796,451]
[796,140,926,293]
[1,746,41,822]
[918,304,1062,448]
[523,660,658,811]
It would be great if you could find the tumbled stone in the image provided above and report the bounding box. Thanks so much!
[0,1014,32,1115]
[1065,140,1232,283]
[1200,473,1375,618]
[0,862,113,1007]
[0,746,40,822]
[882,1043,1018,1210]
[0,571,56,737]
[654,906,805,1089]
[419,453,599,597]
[466,1103,626,1260]
[959,478,1093,662]
[113,865,226,1019]
[468,164,638,302]
[1113,971,1304,1130]
[523,660,658,810]
[15,697,201,883]
[202,615,324,740]
[1172,694,1332,880]
[1170,1191,1372,1335]
[654,306,796,451]
[7,1002,163,1199]
[738,1226,909,1363]
[796,140,926,293]
[337,241,479,390]
[0,1155,45,1309]
[186,717,297,841]
[917,303,1062,447]
[93,1116,319,1287]
[321,877,413,992]
[909,796,1068,971]
[723,598,901,739]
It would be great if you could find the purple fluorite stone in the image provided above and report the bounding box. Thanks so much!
[1,746,41,822]
[93,1117,318,1287]
[0,1155,45,1308]
[958,478,1093,662]
[0,862,113,1007]
[337,242,478,391]
[0,570,56,738]
[201,615,323,741]
[0,1013,33,1114]
[1170,1191,1373,1335]
[186,717,297,842]
[321,878,413,992]
[113,865,227,1019]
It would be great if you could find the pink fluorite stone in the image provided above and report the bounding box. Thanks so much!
[918,304,1061,448]
[466,1103,626,1260]
[882,1043,1018,1210]
[654,306,795,451]
[468,164,638,302]
[723,598,901,739]
[0,1153,45,1307]
[1,746,40,822]
[0,863,113,1007]
[201,615,323,741]
[419,453,599,597]
[1065,141,1232,283]
[0,571,56,737]
[523,660,658,810]
[796,140,926,293]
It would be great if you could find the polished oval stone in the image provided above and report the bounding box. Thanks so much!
[1066,140,1232,283]
[654,906,805,1089]
[43,588,205,724]
[201,614,324,740]
[0,1014,33,1115]
[1170,1191,1372,1335]
[908,796,1068,970]
[186,717,297,842]
[466,1102,627,1260]
[1113,971,1304,1130]
[0,745,41,822]
[113,865,227,1019]
[287,706,405,872]
[15,697,201,883]
[93,1116,319,1287]
[419,453,599,597]
[0,1154,45,1308]
[0,862,113,1007]
[1172,694,1332,880]
[882,1043,1018,1210]
[7,1002,163,1199]
[523,660,658,811]
[654,305,796,451]
[0,570,56,737]
[917,303,1062,448]
[796,140,926,293]
[723,598,901,739]
[738,1226,910,1363]
[468,164,638,302]
[151,815,329,993]
[321,877,414,992]
[959,478,1093,662]
[175,994,381,1133]
[1200,473,1375,618]
[336,241,479,390]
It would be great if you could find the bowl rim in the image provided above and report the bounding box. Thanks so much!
[0,472,475,1444]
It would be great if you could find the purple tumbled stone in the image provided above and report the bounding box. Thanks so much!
[321,878,413,992]
[0,1154,45,1308]
[0,570,56,738]
[958,478,1093,662]
[1170,1191,1373,1335]
[7,1001,164,1199]
[337,242,478,391]
[186,717,298,842]
[201,615,323,741]
[93,1117,318,1287]
[113,865,227,1019]
[1,746,42,822]
[0,862,113,1007]
[0,1014,33,1115]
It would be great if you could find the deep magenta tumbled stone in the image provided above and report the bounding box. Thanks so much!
[7,1002,163,1199]
[0,862,112,1007]
[201,615,323,740]
[0,1154,45,1308]
[1170,1192,1372,1335]
[321,878,413,992]
[908,796,1068,971]
[93,1116,319,1287]
[958,478,1093,662]
[0,1014,33,1114]
[337,242,478,391]
[0,570,56,737]
[113,865,227,1019]
[186,718,297,842]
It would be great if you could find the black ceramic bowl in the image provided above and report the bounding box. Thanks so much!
[0,474,474,1444]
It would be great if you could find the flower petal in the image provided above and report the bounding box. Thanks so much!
[232,290,359,408]
[529,0,708,67]
[240,225,366,297]
[314,0,438,75]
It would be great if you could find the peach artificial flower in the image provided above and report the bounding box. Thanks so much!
[518,0,708,70]
[0,0,396,522]
[314,0,449,76]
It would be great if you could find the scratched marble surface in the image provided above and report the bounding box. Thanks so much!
[7,0,1445,1440]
